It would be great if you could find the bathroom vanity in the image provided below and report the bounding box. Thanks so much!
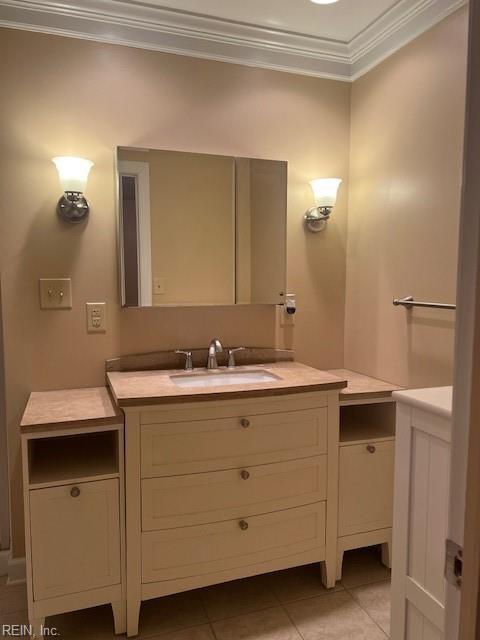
[20,351,401,637]
[107,360,346,637]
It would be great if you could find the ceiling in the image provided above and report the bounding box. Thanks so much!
[135,0,400,42]
[0,0,466,80]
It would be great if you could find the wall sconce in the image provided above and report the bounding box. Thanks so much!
[304,178,342,232]
[52,156,94,223]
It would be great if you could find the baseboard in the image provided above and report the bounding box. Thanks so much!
[7,555,26,584]
[0,548,8,576]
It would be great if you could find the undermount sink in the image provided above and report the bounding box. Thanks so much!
[170,369,280,388]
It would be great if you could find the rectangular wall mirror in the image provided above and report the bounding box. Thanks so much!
[116,147,287,307]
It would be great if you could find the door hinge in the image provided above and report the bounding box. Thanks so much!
[445,539,463,589]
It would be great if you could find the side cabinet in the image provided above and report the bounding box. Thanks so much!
[21,425,126,638]
[336,401,396,579]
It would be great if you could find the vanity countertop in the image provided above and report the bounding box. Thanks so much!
[107,361,348,407]
[20,386,122,430]
[326,368,403,402]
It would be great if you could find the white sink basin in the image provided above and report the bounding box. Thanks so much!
[170,369,280,388]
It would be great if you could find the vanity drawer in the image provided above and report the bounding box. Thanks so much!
[338,440,395,537]
[141,407,328,477]
[142,455,327,530]
[142,501,326,583]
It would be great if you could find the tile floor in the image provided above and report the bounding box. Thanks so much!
[0,547,391,639]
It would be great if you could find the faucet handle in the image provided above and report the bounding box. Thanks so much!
[227,347,245,368]
[175,350,194,371]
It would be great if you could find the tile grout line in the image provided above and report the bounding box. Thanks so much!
[340,574,391,589]
[267,581,310,640]
[279,584,357,640]
[279,600,308,640]
[209,621,220,640]
[343,582,391,639]
[201,602,282,625]
[138,620,215,640]
[197,590,220,640]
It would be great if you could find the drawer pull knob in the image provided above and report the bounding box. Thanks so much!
[240,418,250,428]
[70,486,81,498]
[239,519,249,531]
[240,469,250,480]
[366,445,376,454]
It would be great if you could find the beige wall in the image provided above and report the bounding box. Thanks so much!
[0,28,351,555]
[0,8,468,557]
[344,9,468,388]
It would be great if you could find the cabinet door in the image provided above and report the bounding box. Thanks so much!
[338,441,394,537]
[30,479,121,600]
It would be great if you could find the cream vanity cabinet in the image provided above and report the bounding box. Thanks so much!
[20,388,126,639]
[119,385,342,637]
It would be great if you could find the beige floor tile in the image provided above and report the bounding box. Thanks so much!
[0,579,28,614]
[200,575,278,621]
[286,590,388,639]
[146,624,215,640]
[340,547,391,588]
[48,604,118,639]
[350,580,391,636]
[0,609,29,626]
[268,563,344,603]
[212,606,302,640]
[138,590,208,638]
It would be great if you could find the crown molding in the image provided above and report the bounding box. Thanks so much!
[349,0,467,79]
[0,0,467,81]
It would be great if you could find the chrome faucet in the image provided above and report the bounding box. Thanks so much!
[206,338,223,369]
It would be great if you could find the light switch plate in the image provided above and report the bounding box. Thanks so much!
[39,278,72,309]
[86,302,106,333]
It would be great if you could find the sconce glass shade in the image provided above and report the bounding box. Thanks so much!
[52,156,93,193]
[309,178,342,207]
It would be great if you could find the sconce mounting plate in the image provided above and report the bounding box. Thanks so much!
[57,191,90,224]
[304,206,332,233]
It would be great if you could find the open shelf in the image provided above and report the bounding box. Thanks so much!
[339,402,396,446]
[28,430,119,488]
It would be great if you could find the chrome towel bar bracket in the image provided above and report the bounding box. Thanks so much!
[393,296,456,310]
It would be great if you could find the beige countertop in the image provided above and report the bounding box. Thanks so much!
[20,367,397,426]
[327,368,403,401]
[107,362,347,407]
[20,387,122,430]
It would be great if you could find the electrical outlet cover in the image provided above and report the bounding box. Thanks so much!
[86,302,106,333]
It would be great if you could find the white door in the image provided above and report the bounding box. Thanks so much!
[445,2,480,637]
